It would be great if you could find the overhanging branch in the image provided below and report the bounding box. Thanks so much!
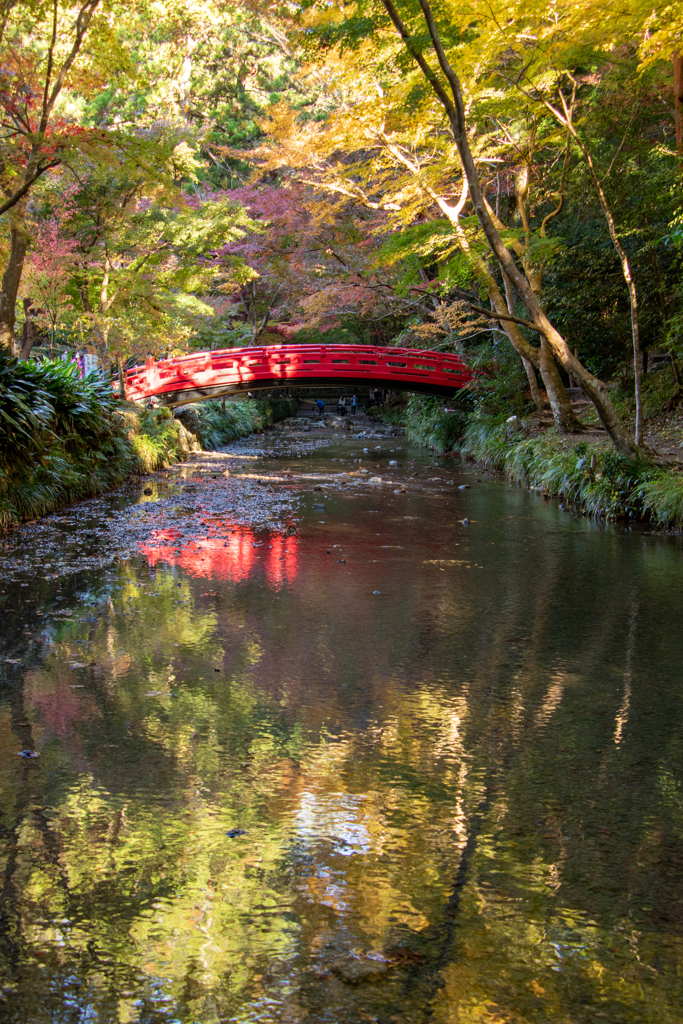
[469,303,544,335]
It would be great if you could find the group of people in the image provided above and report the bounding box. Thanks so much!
[315,394,358,418]
[336,394,358,416]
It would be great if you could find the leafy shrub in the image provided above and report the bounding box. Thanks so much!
[0,353,118,455]
[636,472,683,528]
[176,397,297,449]
[388,394,469,451]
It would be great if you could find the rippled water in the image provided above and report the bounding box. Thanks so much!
[2,434,683,1024]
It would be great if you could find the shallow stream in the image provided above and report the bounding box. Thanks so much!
[1,432,683,1023]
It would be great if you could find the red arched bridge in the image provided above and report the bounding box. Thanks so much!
[124,344,472,406]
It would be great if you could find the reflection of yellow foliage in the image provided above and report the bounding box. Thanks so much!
[244,639,263,666]
[6,558,683,1022]
[434,963,510,1023]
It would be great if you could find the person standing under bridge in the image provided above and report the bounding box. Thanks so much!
[316,398,325,418]
[351,394,358,415]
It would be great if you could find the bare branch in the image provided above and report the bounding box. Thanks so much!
[0,160,60,215]
[40,0,59,134]
[469,302,545,334]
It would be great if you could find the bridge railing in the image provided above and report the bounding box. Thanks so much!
[124,344,471,403]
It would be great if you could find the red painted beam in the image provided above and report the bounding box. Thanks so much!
[124,344,472,405]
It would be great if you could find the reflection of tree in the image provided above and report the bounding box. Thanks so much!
[1,495,683,1022]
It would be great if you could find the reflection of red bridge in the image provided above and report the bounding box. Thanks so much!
[125,344,472,406]
[141,526,299,587]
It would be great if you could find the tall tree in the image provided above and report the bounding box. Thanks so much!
[260,90,576,421]
[0,0,130,351]
[293,0,683,455]
[379,0,640,454]
[57,164,258,369]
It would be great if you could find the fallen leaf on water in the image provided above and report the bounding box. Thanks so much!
[423,559,468,566]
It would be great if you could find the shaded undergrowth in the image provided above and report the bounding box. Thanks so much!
[174,396,297,453]
[376,395,469,451]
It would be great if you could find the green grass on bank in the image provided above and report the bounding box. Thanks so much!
[460,416,653,521]
[0,353,297,528]
[384,395,683,530]
[174,396,297,453]
[375,395,469,452]
[461,414,683,529]
[123,396,297,472]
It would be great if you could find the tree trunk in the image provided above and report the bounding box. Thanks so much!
[485,264,580,429]
[542,92,644,445]
[503,270,544,411]
[78,277,107,372]
[438,184,579,428]
[522,356,543,409]
[538,337,574,427]
[380,129,576,426]
[118,358,127,400]
[94,324,109,371]
[674,53,683,160]
[0,201,29,354]
[502,254,578,428]
[19,298,42,360]
[78,280,92,315]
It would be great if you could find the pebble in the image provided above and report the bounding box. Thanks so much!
[458,484,471,490]
[17,750,39,759]
[461,518,469,526]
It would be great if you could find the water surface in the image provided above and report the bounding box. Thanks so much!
[1,435,683,1023]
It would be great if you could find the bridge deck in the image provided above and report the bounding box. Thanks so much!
[125,344,472,406]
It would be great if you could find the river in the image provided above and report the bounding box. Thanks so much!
[1,428,683,1024]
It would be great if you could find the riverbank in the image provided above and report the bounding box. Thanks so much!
[122,396,298,472]
[458,415,683,529]
[0,356,297,529]
[382,395,683,530]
